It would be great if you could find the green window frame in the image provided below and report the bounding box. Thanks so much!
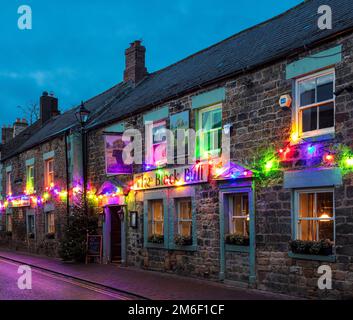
[26,165,35,194]
[196,104,222,159]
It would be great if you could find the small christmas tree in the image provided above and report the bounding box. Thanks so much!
[59,193,98,262]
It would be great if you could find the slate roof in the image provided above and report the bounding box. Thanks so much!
[2,0,353,161]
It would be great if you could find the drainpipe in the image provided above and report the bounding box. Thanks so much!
[64,130,70,224]
[249,180,257,287]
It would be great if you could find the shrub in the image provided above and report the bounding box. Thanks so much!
[45,233,55,240]
[148,234,164,244]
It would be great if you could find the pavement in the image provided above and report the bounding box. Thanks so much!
[0,249,295,300]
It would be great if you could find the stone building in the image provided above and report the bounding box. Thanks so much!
[1,0,353,299]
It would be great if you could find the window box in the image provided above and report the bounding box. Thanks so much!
[148,234,164,244]
[289,239,333,256]
[225,244,250,253]
[45,232,55,240]
[174,235,192,246]
[225,234,249,246]
[288,252,336,263]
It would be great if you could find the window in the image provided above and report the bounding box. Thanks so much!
[6,171,12,195]
[296,189,334,242]
[296,69,335,137]
[26,165,35,194]
[44,158,54,188]
[27,214,35,235]
[229,193,249,236]
[198,104,222,159]
[151,121,167,167]
[148,200,164,237]
[6,213,12,232]
[46,211,55,234]
[177,198,192,238]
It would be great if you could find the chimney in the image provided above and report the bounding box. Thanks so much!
[13,118,28,137]
[123,40,148,84]
[2,125,14,144]
[40,91,59,124]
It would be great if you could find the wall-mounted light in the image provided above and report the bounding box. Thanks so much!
[129,211,138,228]
[223,124,233,135]
[279,94,292,110]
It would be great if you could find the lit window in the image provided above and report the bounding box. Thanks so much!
[44,158,54,188]
[148,200,164,237]
[296,69,335,137]
[6,213,12,232]
[229,193,249,236]
[198,104,222,159]
[26,165,35,194]
[296,190,334,242]
[46,211,55,234]
[177,198,192,238]
[6,171,12,195]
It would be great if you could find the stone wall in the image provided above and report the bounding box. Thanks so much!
[0,136,69,257]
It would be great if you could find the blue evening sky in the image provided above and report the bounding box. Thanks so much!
[0,0,302,127]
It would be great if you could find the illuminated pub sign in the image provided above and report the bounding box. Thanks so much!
[133,164,209,190]
[7,196,31,208]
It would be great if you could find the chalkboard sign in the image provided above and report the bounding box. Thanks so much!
[86,235,102,264]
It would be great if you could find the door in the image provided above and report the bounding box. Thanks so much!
[110,207,122,262]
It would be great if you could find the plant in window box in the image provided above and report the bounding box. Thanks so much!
[225,234,250,246]
[174,235,192,246]
[45,232,55,240]
[148,234,164,244]
[289,239,333,256]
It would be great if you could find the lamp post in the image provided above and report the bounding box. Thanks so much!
[75,101,91,215]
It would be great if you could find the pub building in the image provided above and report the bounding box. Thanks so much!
[1,0,353,299]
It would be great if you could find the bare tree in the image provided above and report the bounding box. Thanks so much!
[17,102,40,125]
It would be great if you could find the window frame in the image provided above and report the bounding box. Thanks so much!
[45,211,55,234]
[197,103,222,160]
[26,212,36,236]
[295,68,335,139]
[176,198,193,238]
[6,171,12,195]
[294,188,335,243]
[228,193,250,237]
[6,213,12,232]
[26,164,35,194]
[148,199,164,237]
[44,158,54,188]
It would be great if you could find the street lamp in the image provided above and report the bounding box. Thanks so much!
[75,101,91,215]
[75,101,91,126]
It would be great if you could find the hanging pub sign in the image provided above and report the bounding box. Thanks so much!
[133,164,209,190]
[104,134,133,175]
[7,196,31,208]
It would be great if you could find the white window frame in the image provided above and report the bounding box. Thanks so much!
[198,103,222,159]
[295,68,335,139]
[149,199,164,236]
[228,193,249,236]
[45,211,55,234]
[176,198,192,237]
[44,158,54,188]
[294,188,335,242]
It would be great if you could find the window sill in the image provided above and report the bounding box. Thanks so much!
[145,242,166,249]
[293,132,335,145]
[225,244,250,253]
[288,251,336,262]
[172,245,197,252]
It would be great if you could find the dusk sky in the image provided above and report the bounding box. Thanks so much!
[0,0,302,127]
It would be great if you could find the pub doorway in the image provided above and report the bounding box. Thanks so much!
[110,206,122,263]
